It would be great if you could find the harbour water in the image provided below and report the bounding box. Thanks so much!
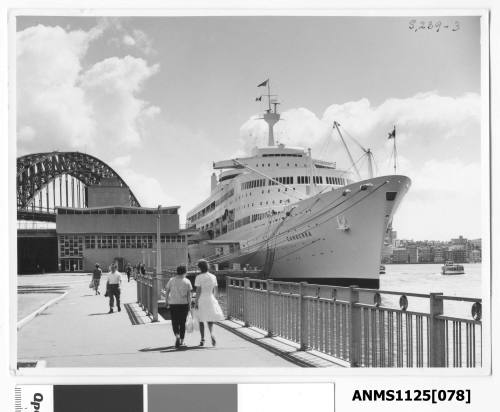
[379,263,482,318]
[381,263,482,297]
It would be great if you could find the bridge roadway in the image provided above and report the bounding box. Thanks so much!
[17,273,299,368]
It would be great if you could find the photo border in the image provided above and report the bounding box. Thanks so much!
[6,4,492,385]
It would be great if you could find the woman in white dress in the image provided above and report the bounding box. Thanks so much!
[194,259,224,346]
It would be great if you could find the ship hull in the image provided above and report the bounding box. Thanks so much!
[197,175,410,288]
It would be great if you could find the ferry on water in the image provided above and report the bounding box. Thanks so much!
[186,81,411,288]
[441,261,465,275]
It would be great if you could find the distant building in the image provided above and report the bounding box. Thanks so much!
[418,246,432,263]
[450,246,467,263]
[433,247,445,263]
[451,235,468,246]
[407,245,419,264]
[393,248,409,264]
[381,245,394,263]
[470,249,481,263]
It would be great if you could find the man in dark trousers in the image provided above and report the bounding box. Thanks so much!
[92,263,102,295]
[106,263,122,313]
[125,264,132,282]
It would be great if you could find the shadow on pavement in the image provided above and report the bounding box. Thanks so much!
[139,345,211,353]
[139,346,174,352]
[88,312,112,316]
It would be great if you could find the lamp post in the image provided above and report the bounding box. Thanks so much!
[156,205,162,274]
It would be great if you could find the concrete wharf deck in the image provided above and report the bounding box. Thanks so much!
[17,273,341,368]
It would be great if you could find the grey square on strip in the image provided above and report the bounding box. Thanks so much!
[148,384,237,412]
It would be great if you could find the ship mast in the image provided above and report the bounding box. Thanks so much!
[257,79,280,146]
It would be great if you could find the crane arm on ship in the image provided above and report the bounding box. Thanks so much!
[332,121,377,179]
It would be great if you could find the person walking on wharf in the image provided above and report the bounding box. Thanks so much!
[106,263,122,313]
[194,259,224,346]
[165,265,192,348]
[92,263,102,295]
[125,264,132,282]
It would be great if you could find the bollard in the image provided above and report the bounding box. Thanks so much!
[243,277,250,327]
[299,282,308,350]
[349,285,361,367]
[151,272,159,322]
[266,279,273,337]
[429,293,446,367]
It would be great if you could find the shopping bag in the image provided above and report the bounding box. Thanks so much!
[191,309,200,331]
[89,280,94,289]
[185,311,194,334]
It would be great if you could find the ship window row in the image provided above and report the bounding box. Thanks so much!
[297,175,346,185]
[241,179,266,190]
[215,188,235,207]
[325,176,347,185]
[268,176,293,185]
[189,188,235,223]
[262,153,303,157]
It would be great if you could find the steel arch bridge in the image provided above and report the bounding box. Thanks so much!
[17,151,141,221]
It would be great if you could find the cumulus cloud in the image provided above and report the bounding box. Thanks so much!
[110,26,156,55]
[80,56,160,147]
[394,159,481,240]
[109,155,132,168]
[17,24,160,155]
[241,92,480,172]
[239,92,481,239]
[240,107,331,154]
[117,168,177,208]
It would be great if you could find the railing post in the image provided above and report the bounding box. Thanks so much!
[299,282,308,350]
[226,277,231,319]
[429,292,446,367]
[136,274,141,305]
[151,272,159,322]
[266,279,273,337]
[243,277,250,327]
[349,285,361,367]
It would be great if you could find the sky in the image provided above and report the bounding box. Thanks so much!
[15,15,483,240]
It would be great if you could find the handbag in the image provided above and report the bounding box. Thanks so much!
[89,280,94,289]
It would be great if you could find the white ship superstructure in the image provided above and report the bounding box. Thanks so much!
[186,82,410,288]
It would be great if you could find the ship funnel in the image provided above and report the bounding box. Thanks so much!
[211,172,217,191]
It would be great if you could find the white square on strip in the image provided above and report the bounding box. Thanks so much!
[16,385,54,412]
[238,383,334,412]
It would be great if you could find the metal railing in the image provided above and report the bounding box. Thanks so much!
[226,277,482,368]
[136,272,173,322]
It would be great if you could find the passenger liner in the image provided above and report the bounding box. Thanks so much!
[186,83,411,288]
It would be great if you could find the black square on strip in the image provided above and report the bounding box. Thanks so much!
[148,384,237,412]
[54,385,143,412]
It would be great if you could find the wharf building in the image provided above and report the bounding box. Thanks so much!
[56,178,188,272]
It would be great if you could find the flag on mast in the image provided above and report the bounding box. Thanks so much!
[388,126,396,139]
[257,79,269,87]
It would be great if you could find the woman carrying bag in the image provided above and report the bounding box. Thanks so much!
[194,259,224,347]
[165,265,192,348]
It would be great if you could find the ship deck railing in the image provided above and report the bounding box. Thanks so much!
[225,276,482,368]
